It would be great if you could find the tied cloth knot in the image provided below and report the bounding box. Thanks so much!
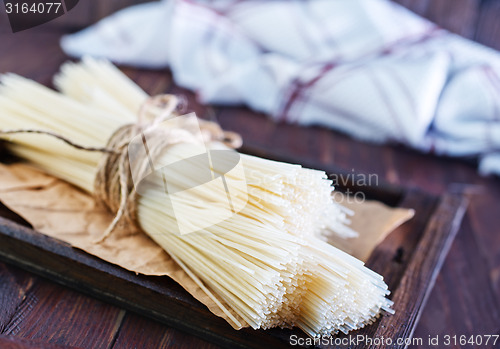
[0,94,242,243]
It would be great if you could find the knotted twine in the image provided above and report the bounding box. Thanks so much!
[0,94,242,243]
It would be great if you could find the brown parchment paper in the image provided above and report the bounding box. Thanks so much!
[331,192,415,261]
[0,162,413,327]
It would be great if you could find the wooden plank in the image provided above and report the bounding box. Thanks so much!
[112,313,220,349]
[0,264,36,334]
[411,216,500,348]
[474,0,500,52]
[0,204,38,335]
[363,194,468,348]
[0,335,77,349]
[465,177,500,295]
[2,279,125,349]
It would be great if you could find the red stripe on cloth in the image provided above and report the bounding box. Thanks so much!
[278,63,337,122]
[378,25,442,56]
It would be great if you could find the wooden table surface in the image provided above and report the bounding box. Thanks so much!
[1,1,500,348]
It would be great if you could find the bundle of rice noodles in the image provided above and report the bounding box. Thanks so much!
[0,58,392,337]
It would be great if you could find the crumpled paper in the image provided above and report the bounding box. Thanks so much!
[331,192,415,261]
[0,161,413,326]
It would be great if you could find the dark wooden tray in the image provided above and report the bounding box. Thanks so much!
[0,149,467,349]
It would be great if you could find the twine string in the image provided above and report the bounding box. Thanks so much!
[0,94,242,243]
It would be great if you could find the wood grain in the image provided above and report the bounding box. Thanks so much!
[0,264,36,334]
[414,216,500,344]
[364,194,467,348]
[0,335,78,349]
[3,280,125,349]
[112,313,220,349]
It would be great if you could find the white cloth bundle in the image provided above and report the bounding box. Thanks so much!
[61,0,500,176]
